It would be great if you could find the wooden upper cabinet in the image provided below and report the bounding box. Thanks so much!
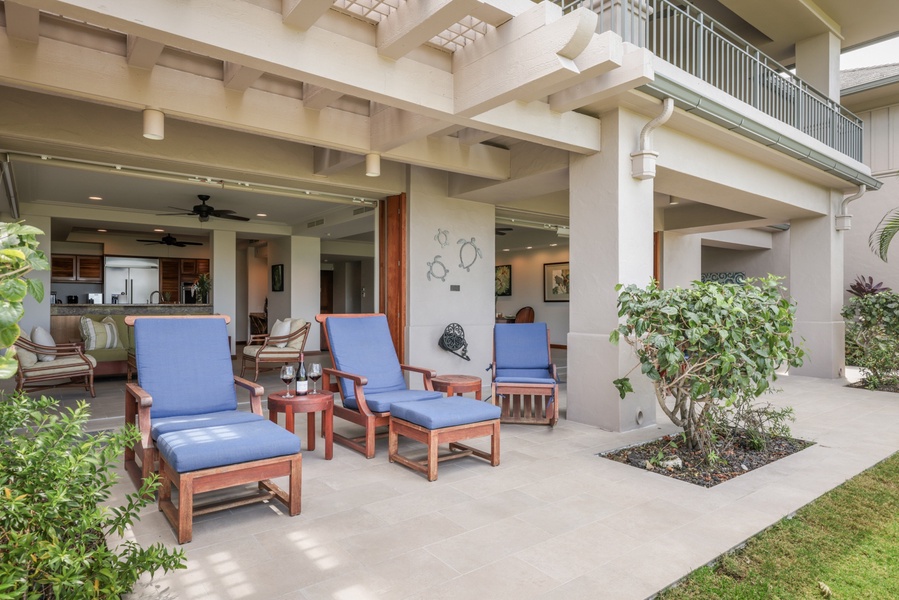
[197,259,210,275]
[51,255,102,283]
[51,255,77,281]
[180,259,197,280]
[160,258,180,303]
[76,256,102,282]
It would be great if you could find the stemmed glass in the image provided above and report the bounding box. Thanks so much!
[308,363,322,393]
[280,364,296,398]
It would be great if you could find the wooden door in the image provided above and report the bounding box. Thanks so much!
[379,193,406,359]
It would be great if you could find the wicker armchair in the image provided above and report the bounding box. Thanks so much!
[13,336,96,397]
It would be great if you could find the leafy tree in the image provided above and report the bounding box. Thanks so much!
[869,207,899,261]
[611,276,805,462]
[841,291,899,390]
[0,222,49,379]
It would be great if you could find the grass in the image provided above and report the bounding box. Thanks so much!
[659,451,899,599]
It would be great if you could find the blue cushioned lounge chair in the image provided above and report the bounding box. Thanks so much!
[124,315,302,543]
[492,323,559,426]
[316,313,444,458]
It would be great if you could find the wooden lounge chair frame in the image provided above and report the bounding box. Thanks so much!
[491,325,559,427]
[316,313,437,459]
[240,320,311,380]
[13,337,96,398]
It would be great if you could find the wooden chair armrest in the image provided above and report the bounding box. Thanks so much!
[323,367,376,416]
[234,376,265,415]
[401,364,437,389]
[125,382,154,408]
[248,333,268,344]
[16,337,88,357]
[323,367,367,386]
[125,383,153,450]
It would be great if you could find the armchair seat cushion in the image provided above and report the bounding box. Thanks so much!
[390,397,501,430]
[151,411,263,440]
[242,345,298,359]
[156,420,301,474]
[495,368,554,381]
[346,389,443,412]
[86,347,130,363]
[22,354,96,377]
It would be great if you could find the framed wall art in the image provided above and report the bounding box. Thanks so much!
[271,264,284,292]
[544,262,569,302]
[495,265,512,296]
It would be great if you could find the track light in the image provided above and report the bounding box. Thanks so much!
[365,153,380,177]
[142,108,165,140]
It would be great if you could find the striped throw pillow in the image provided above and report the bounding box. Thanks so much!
[80,316,121,351]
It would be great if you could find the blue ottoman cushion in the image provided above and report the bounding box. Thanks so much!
[356,389,444,412]
[157,420,301,473]
[151,411,263,440]
[391,397,501,430]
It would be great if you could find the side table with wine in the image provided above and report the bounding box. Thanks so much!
[267,390,334,460]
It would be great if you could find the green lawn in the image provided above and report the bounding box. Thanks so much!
[659,451,899,599]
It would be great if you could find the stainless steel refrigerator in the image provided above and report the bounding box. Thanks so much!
[104,257,160,304]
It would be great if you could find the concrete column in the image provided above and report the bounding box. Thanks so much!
[790,194,845,378]
[211,230,237,354]
[795,32,841,102]
[661,232,702,289]
[568,108,656,431]
[20,214,52,333]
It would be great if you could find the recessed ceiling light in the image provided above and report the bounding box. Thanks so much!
[550,243,558,247]
[256,213,267,217]
[88,196,102,200]
[153,228,164,232]
[502,248,510,252]
[97,229,107,233]
[526,246,533,250]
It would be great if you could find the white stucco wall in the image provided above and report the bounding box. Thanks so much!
[494,246,570,346]
[701,230,792,290]
[406,167,495,391]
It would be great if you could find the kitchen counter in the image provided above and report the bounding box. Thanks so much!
[51,304,214,316]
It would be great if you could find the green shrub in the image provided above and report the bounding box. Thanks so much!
[0,393,185,598]
[611,276,805,463]
[841,291,899,390]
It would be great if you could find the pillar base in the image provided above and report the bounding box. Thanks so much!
[792,320,845,379]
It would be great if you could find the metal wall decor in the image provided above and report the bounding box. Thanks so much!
[434,228,450,247]
[438,323,470,361]
[701,271,746,284]
[457,237,482,272]
[427,255,449,281]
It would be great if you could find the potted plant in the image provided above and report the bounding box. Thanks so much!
[192,272,211,304]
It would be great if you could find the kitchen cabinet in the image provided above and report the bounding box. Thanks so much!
[51,255,103,283]
[180,259,197,280]
[160,258,180,303]
[197,259,209,275]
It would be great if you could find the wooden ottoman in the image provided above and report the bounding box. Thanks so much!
[388,397,501,481]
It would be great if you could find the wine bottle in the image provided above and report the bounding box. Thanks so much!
[296,354,308,396]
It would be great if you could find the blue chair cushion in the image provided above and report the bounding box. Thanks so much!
[495,368,554,381]
[390,397,501,430]
[495,377,556,385]
[135,318,237,418]
[326,315,407,402]
[150,410,263,440]
[156,420,301,473]
[346,389,443,412]
[494,323,551,370]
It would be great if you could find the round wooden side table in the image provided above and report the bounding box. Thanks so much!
[267,391,334,460]
[431,374,483,400]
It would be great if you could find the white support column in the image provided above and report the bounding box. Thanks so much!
[661,231,702,289]
[795,32,841,102]
[568,108,656,431]
[211,230,237,355]
[289,235,321,350]
[790,193,845,378]
[19,213,52,334]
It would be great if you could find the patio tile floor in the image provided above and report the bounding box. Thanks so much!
[4,362,898,599]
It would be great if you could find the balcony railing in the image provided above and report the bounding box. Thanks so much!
[554,0,863,161]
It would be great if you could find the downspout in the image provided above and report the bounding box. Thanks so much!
[631,97,674,180]
[835,185,866,231]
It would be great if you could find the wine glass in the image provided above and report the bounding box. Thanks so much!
[308,363,322,393]
[280,364,296,398]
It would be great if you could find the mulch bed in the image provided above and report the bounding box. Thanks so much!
[601,431,813,487]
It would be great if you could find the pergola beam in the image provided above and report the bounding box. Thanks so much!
[378,0,479,60]
[4,2,41,43]
[302,83,343,110]
[371,104,452,152]
[223,62,264,91]
[313,147,364,176]
[282,0,334,31]
[126,36,164,69]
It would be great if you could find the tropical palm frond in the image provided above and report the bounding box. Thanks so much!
[869,207,899,262]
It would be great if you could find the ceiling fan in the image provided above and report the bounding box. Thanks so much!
[495,227,513,236]
[158,194,250,222]
[137,234,204,247]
